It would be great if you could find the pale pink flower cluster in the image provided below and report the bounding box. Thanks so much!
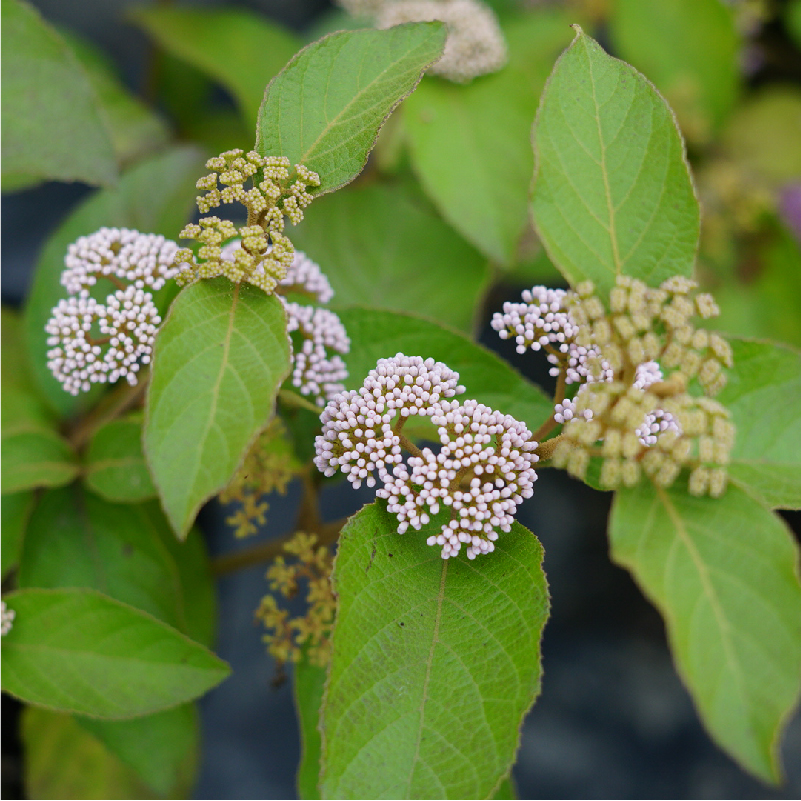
[1,601,15,636]
[632,361,682,446]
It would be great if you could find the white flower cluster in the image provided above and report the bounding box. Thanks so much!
[1,601,15,636]
[46,228,174,395]
[280,250,334,304]
[284,302,350,406]
[62,227,180,294]
[631,361,682,446]
[315,354,537,560]
[356,0,507,83]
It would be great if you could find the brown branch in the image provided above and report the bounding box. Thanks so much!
[533,434,565,463]
[398,433,423,459]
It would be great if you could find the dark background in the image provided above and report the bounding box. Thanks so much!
[3,1,801,798]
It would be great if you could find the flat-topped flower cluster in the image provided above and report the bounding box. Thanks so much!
[314,354,538,559]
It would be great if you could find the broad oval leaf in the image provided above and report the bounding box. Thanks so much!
[1,490,34,579]
[256,23,447,194]
[1,587,230,718]
[718,338,801,509]
[338,307,553,433]
[1,428,78,494]
[405,10,574,265]
[292,183,490,332]
[610,0,740,144]
[1,0,116,189]
[609,482,801,783]
[84,412,156,503]
[132,7,299,127]
[294,655,327,800]
[531,27,699,297]
[144,279,291,537]
[23,145,204,418]
[320,503,548,798]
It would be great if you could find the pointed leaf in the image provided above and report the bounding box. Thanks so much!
[256,23,447,193]
[1,587,230,718]
[294,655,327,800]
[1,0,116,189]
[609,482,801,783]
[293,183,490,332]
[320,502,549,798]
[132,7,299,127]
[1,429,78,493]
[531,27,699,297]
[718,338,801,509]
[144,279,291,537]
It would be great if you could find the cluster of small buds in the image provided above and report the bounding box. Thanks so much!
[46,228,170,395]
[280,250,335,304]
[314,354,466,488]
[62,228,180,294]
[284,302,350,406]
[256,532,335,668]
[1,601,14,636]
[545,276,735,497]
[373,0,507,82]
[175,150,320,293]
[315,355,537,560]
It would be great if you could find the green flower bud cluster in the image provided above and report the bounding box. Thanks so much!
[174,149,320,293]
[552,275,735,497]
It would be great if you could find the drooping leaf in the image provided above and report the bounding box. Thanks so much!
[256,23,447,194]
[77,704,199,797]
[405,10,574,265]
[62,29,171,169]
[609,482,801,783]
[337,307,553,434]
[132,7,299,127]
[292,183,490,332]
[610,0,740,144]
[294,655,327,800]
[22,707,155,800]
[531,27,699,298]
[1,0,116,189]
[83,412,156,503]
[1,489,34,578]
[717,338,801,509]
[320,503,549,798]
[144,279,291,538]
[1,587,230,718]
[23,145,204,418]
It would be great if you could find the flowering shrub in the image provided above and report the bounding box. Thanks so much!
[3,0,801,798]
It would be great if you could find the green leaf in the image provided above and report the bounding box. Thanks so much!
[717,338,801,509]
[405,10,574,265]
[492,775,517,799]
[77,704,199,797]
[256,23,447,194]
[18,488,213,641]
[1,0,116,189]
[787,0,801,50]
[292,183,490,332]
[294,655,327,800]
[531,27,699,298]
[23,145,204,418]
[320,502,549,798]
[1,490,34,578]
[1,587,229,718]
[132,7,299,128]
[609,482,801,783]
[338,307,553,433]
[0,428,79,493]
[22,707,155,800]
[83,412,156,503]
[610,0,740,143]
[144,279,291,537]
[61,29,170,169]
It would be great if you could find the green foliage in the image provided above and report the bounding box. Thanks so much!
[531,27,699,298]
[610,482,801,783]
[718,339,801,509]
[1,587,229,718]
[1,490,33,579]
[404,10,574,265]
[610,0,740,143]
[84,412,156,503]
[337,307,553,431]
[256,24,447,193]
[23,146,204,417]
[144,279,291,537]
[132,7,299,128]
[294,655,327,800]
[320,503,548,798]
[1,0,116,190]
[293,183,490,331]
